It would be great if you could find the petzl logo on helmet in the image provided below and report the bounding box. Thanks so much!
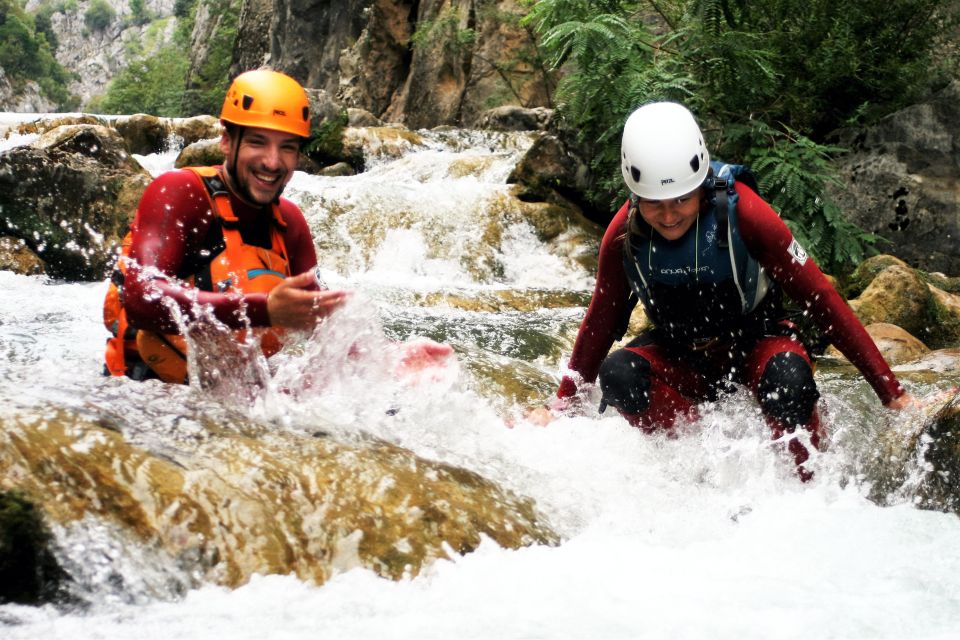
[660,178,675,186]
[273,109,286,116]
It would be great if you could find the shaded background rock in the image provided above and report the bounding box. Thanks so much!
[0,236,45,276]
[0,492,72,605]
[0,124,151,280]
[828,80,960,274]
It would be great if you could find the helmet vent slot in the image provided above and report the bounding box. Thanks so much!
[630,166,641,183]
[242,95,254,110]
[689,155,700,173]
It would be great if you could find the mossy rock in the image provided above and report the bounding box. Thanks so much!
[842,254,911,298]
[0,491,70,605]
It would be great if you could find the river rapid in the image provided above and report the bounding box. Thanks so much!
[1,116,959,639]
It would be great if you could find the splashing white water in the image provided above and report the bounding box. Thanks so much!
[2,122,960,639]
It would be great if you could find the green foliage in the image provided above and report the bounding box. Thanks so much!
[84,0,115,31]
[178,0,238,116]
[173,0,195,19]
[411,8,476,55]
[128,0,150,26]
[303,108,350,165]
[525,0,957,272]
[97,45,190,116]
[0,0,76,108]
[32,3,58,50]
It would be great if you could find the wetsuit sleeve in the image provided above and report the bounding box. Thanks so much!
[736,184,905,404]
[559,201,635,398]
[123,170,276,333]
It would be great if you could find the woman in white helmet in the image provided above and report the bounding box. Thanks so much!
[534,101,912,481]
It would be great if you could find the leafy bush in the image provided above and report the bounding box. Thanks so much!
[0,0,76,108]
[84,0,115,32]
[523,0,958,272]
[97,45,189,116]
[129,0,150,26]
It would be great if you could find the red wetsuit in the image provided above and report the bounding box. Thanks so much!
[123,167,318,334]
[559,183,904,468]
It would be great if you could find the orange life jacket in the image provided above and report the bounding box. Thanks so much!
[103,166,291,383]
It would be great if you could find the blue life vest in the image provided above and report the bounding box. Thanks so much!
[621,161,780,347]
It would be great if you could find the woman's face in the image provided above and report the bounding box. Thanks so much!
[637,187,702,241]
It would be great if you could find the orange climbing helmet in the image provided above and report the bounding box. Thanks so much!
[220,69,311,138]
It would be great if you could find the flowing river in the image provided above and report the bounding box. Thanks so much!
[1,118,959,639]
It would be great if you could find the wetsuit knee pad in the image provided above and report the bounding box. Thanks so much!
[598,349,652,414]
[757,352,820,429]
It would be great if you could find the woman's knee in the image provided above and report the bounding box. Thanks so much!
[598,348,652,414]
[756,351,820,428]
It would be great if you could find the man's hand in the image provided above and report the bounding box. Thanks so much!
[396,339,453,376]
[267,271,350,330]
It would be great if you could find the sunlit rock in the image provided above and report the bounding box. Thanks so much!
[825,322,929,365]
[0,124,151,280]
[170,115,221,147]
[175,139,224,168]
[0,410,557,594]
[842,254,911,298]
[342,126,425,161]
[5,114,106,138]
[848,264,934,343]
[0,236,45,276]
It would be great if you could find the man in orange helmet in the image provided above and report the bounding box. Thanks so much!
[104,69,449,382]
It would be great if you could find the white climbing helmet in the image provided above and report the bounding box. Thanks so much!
[620,102,710,200]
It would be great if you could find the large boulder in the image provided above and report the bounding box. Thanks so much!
[113,114,221,156]
[846,256,960,349]
[828,80,960,274]
[0,409,557,595]
[507,132,594,217]
[0,124,151,280]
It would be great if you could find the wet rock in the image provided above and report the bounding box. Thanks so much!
[342,126,426,161]
[842,254,911,298]
[170,115,222,148]
[0,491,71,605]
[826,322,929,365]
[507,133,593,215]
[115,115,222,157]
[0,236,45,276]
[347,108,383,127]
[7,114,107,137]
[868,393,960,514]
[0,124,151,281]
[319,162,356,177]
[0,410,557,590]
[113,114,174,156]
[475,106,554,132]
[848,264,935,344]
[175,139,225,168]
